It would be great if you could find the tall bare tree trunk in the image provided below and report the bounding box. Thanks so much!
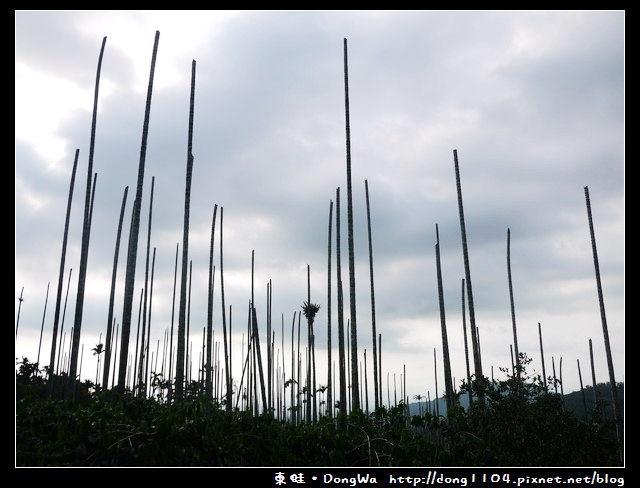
[101,186,128,388]
[584,186,622,462]
[48,149,79,390]
[69,37,107,394]
[453,149,483,406]
[342,38,359,411]
[117,31,160,394]
[175,59,196,401]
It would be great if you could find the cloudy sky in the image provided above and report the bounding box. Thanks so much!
[15,10,624,406]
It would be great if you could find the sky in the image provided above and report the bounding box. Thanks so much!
[15,10,624,408]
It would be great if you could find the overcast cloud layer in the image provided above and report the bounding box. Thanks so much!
[15,10,624,403]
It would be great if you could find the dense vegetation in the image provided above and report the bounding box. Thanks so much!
[15,354,622,467]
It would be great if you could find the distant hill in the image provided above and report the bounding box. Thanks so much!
[404,382,624,420]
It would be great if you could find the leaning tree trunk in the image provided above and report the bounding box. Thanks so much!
[36,282,50,367]
[220,206,232,411]
[435,224,455,410]
[175,59,197,402]
[68,37,107,395]
[342,37,359,411]
[453,149,484,406]
[365,180,379,410]
[101,185,128,389]
[538,322,547,391]
[461,279,473,408]
[48,149,79,392]
[326,199,333,417]
[206,205,218,399]
[584,185,622,462]
[167,243,179,403]
[117,31,160,394]
[143,247,156,396]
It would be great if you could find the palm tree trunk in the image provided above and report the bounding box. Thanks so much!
[453,149,483,406]
[117,31,160,394]
[364,180,379,409]
[175,59,196,401]
[584,186,622,461]
[342,37,359,411]
[48,149,79,390]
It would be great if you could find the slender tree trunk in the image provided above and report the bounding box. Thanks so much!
[167,243,178,403]
[364,180,379,410]
[36,282,50,367]
[69,36,107,393]
[137,176,155,394]
[143,247,156,396]
[378,333,382,408]
[342,37,359,411]
[584,186,622,461]
[175,59,196,401]
[16,287,25,341]
[251,305,268,414]
[538,322,547,391]
[589,339,604,406]
[206,205,218,398]
[335,187,347,419]
[267,281,272,412]
[132,287,144,390]
[118,31,160,394]
[220,207,232,411]
[290,312,296,422]
[577,359,588,417]
[434,348,439,417]
[48,149,79,389]
[55,270,73,381]
[506,228,520,374]
[101,186,128,388]
[461,279,473,407]
[453,149,483,406]
[435,224,454,410]
[326,199,333,417]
